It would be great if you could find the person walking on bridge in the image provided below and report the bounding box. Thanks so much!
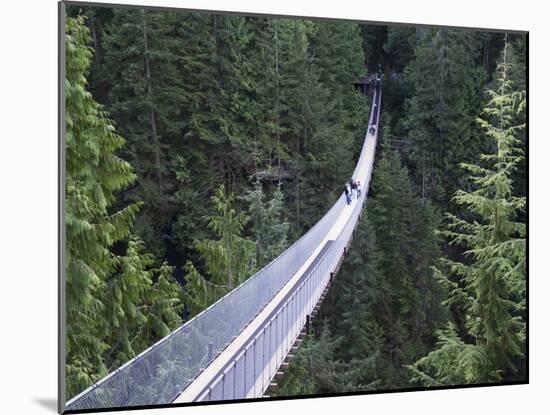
[350,178,358,200]
[357,180,362,197]
[344,181,352,205]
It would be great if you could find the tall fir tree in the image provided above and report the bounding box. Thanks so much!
[183,186,257,316]
[330,216,384,390]
[383,26,417,73]
[101,8,187,258]
[65,16,183,398]
[407,42,526,385]
[243,178,289,267]
[65,15,141,397]
[404,28,487,204]
[273,321,366,396]
[357,132,443,388]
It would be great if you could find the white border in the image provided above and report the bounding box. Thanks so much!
[1,1,545,414]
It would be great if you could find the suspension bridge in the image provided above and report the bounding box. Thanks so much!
[64,80,382,412]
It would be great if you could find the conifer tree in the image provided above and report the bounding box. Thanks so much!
[278,125,443,394]
[65,15,143,397]
[101,9,186,258]
[183,186,256,315]
[243,179,289,266]
[348,128,442,388]
[135,261,184,351]
[407,44,526,385]
[383,26,417,72]
[331,216,383,389]
[102,238,152,369]
[101,239,183,370]
[290,21,368,233]
[404,28,487,204]
[273,322,364,396]
[65,16,184,398]
[334,216,380,360]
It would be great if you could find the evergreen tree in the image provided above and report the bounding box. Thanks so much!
[183,186,256,315]
[101,239,183,370]
[487,35,527,200]
[134,261,184,351]
[407,45,526,385]
[331,216,383,389]
[102,238,152,369]
[289,21,368,234]
[243,178,289,266]
[273,322,365,396]
[65,16,183,398]
[101,9,186,258]
[404,28,487,204]
[367,147,442,387]
[65,15,141,397]
[383,26,417,72]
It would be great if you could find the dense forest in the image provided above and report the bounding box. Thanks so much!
[65,5,526,401]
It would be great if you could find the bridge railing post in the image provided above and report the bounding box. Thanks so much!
[208,342,214,362]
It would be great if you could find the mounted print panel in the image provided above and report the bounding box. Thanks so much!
[59,1,528,413]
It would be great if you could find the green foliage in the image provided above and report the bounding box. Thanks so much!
[65,15,141,397]
[408,45,526,385]
[404,28,487,204]
[383,26,417,72]
[274,322,369,396]
[99,9,188,258]
[101,239,183,369]
[407,322,496,386]
[65,16,183,399]
[243,179,289,266]
[184,186,257,315]
[347,133,443,389]
[330,216,384,389]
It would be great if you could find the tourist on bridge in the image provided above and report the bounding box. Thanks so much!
[350,178,358,199]
[344,181,352,205]
[357,180,362,197]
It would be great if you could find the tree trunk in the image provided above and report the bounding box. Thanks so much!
[274,19,281,182]
[421,165,425,204]
[90,17,99,64]
[483,34,490,74]
[141,9,163,193]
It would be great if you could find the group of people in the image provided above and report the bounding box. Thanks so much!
[344,177,361,205]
